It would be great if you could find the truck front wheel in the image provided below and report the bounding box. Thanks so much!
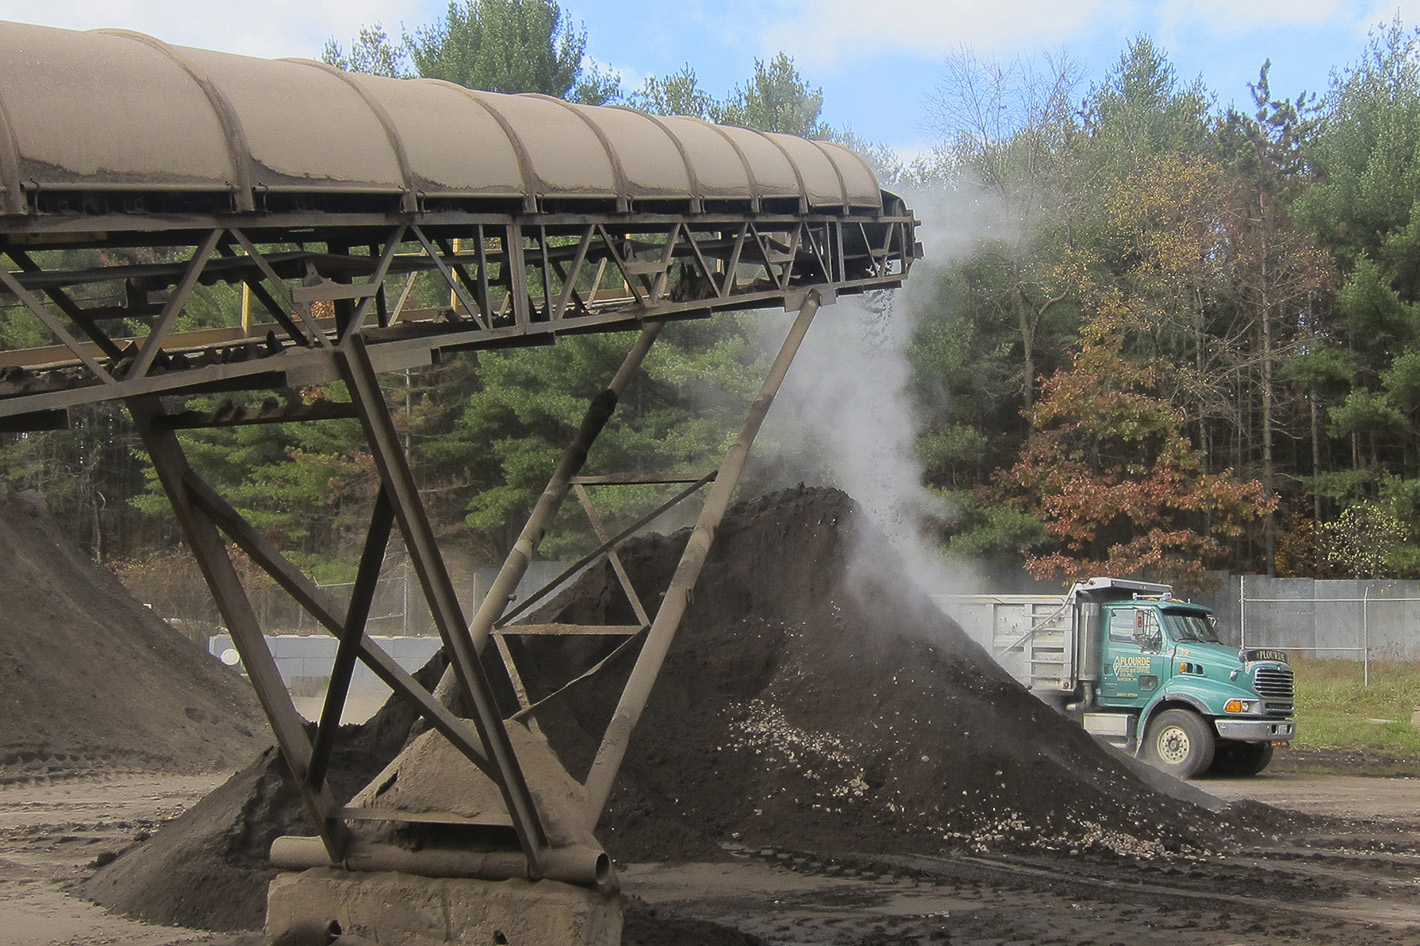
[1142,709,1215,779]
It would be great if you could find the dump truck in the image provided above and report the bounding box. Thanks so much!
[939,578,1295,778]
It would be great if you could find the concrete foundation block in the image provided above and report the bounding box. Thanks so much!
[265,868,622,946]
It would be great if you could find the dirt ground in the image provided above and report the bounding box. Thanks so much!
[0,774,258,946]
[3,753,1420,946]
[619,754,1420,946]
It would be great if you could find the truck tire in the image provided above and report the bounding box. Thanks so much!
[1209,740,1274,777]
[1142,709,1215,779]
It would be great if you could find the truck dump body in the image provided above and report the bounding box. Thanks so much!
[939,594,1078,694]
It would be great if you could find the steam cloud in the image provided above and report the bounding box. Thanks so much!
[755,184,1011,639]
[759,292,995,636]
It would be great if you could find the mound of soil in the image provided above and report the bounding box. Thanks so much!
[0,491,266,782]
[80,659,443,931]
[83,486,1223,932]
[523,486,1220,863]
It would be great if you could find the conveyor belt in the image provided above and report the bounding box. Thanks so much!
[0,21,917,428]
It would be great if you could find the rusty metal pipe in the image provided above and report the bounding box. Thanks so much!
[270,836,615,892]
[582,290,822,818]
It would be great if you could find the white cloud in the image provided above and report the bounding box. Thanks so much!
[589,55,643,92]
[1357,1,1420,34]
[757,0,1137,66]
[749,0,1420,77]
[0,1,436,59]
[880,136,935,166]
[1157,0,1346,33]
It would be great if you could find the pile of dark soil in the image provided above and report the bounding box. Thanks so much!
[0,491,266,782]
[523,486,1221,863]
[82,486,1225,933]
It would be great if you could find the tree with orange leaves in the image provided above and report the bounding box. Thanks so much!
[1004,324,1273,586]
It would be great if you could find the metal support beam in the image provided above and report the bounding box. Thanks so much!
[0,264,115,382]
[411,225,489,331]
[336,332,549,874]
[229,228,329,347]
[309,487,394,792]
[574,483,650,627]
[182,472,496,777]
[467,323,664,653]
[496,471,715,627]
[582,290,823,818]
[338,226,408,339]
[7,249,125,359]
[129,228,223,379]
[128,396,349,859]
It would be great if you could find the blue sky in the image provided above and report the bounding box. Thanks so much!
[0,0,1414,159]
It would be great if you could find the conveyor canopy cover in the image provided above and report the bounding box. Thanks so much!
[0,20,884,216]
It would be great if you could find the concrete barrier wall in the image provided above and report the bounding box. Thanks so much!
[208,634,444,692]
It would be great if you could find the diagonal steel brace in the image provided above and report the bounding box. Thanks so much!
[335,332,549,874]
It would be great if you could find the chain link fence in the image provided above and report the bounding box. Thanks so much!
[1204,575,1420,680]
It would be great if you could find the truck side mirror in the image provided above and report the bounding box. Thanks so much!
[1133,611,1162,652]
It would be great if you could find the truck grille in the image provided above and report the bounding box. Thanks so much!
[1253,665,1294,713]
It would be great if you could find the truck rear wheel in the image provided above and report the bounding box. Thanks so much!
[1142,709,1215,779]
[1209,740,1273,777]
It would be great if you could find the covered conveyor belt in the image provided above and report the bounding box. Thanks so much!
[0,20,880,214]
[0,20,916,428]
[0,21,920,926]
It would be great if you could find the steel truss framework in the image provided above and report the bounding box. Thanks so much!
[0,204,915,426]
[0,203,916,884]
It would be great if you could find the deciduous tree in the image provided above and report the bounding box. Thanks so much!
[923,49,1082,414]
[408,0,583,96]
[321,24,409,78]
[1005,332,1271,586]
[629,65,719,119]
[327,0,620,102]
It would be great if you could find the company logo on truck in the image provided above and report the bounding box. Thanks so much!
[1112,654,1152,681]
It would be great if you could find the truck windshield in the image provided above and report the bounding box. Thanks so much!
[1162,609,1220,644]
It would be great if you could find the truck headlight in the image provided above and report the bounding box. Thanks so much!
[1223,698,1260,714]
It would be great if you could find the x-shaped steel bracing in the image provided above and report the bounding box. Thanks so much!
[121,289,822,881]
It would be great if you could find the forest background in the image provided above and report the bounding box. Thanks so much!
[5,0,1420,629]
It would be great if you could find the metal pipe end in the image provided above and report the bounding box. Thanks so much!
[268,918,342,946]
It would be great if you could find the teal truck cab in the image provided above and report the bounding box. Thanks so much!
[939,578,1295,779]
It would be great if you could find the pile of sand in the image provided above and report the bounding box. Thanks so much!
[83,486,1223,932]
[0,492,266,782]
[80,659,443,931]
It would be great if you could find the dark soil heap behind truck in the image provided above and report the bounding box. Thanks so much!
[940,578,1295,778]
